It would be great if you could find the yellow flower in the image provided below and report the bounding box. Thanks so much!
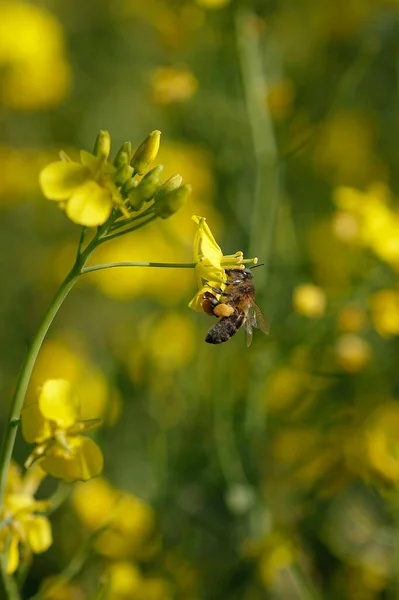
[0,2,71,110]
[150,66,198,105]
[370,289,399,337]
[22,379,103,482]
[72,477,156,559]
[39,150,116,227]
[293,284,326,317]
[335,334,371,373]
[188,215,258,312]
[0,462,52,574]
[366,403,399,482]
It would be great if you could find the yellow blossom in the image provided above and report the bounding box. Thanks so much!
[293,283,326,317]
[22,379,103,482]
[0,2,71,110]
[39,151,116,227]
[335,334,371,372]
[370,289,399,337]
[150,66,198,105]
[188,215,258,312]
[333,184,399,269]
[366,403,399,482]
[72,477,156,559]
[338,306,367,333]
[0,463,52,574]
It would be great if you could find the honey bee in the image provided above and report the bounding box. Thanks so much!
[202,267,269,346]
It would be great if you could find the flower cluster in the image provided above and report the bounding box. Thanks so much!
[39,130,191,227]
[22,379,103,482]
[0,463,52,574]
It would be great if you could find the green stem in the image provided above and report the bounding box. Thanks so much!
[1,557,21,600]
[109,205,154,231]
[81,261,196,275]
[0,235,99,511]
[100,215,157,243]
[27,527,107,600]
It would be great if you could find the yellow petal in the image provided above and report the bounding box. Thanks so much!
[7,534,19,574]
[41,437,103,482]
[22,402,52,444]
[66,181,113,226]
[38,379,79,428]
[188,285,209,312]
[25,516,52,553]
[39,161,89,201]
[192,215,223,264]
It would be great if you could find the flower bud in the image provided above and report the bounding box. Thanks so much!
[115,164,134,186]
[127,188,145,211]
[121,178,138,197]
[153,173,182,203]
[131,130,161,175]
[93,130,111,159]
[114,143,131,168]
[137,165,164,201]
[154,183,191,219]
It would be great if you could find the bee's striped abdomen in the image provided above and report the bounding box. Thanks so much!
[205,310,245,344]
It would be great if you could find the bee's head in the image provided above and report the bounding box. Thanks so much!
[225,268,253,281]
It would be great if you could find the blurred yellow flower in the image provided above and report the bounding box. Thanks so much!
[72,477,156,559]
[189,215,258,311]
[338,306,367,333]
[195,0,230,8]
[107,562,172,600]
[0,2,71,110]
[0,463,52,574]
[266,79,295,120]
[366,403,399,482]
[335,334,371,373]
[256,533,295,587]
[370,289,399,337]
[293,283,326,317]
[39,153,115,227]
[107,561,142,599]
[333,184,399,269]
[151,66,198,104]
[147,312,196,371]
[22,379,103,482]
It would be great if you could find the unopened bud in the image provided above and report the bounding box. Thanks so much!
[137,165,164,201]
[115,164,134,186]
[131,130,161,175]
[114,142,132,168]
[127,190,145,211]
[121,178,138,197]
[94,130,111,159]
[154,183,191,219]
[153,173,182,204]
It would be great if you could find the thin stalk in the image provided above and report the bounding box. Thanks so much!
[0,235,99,510]
[1,558,21,600]
[99,215,157,244]
[81,261,196,275]
[235,8,280,291]
[27,527,107,600]
[109,204,154,231]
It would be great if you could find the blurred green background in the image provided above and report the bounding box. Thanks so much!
[2,0,399,598]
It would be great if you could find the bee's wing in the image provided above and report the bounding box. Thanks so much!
[245,316,253,347]
[251,303,269,335]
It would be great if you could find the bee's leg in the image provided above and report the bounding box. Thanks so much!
[202,291,221,316]
[206,285,233,297]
